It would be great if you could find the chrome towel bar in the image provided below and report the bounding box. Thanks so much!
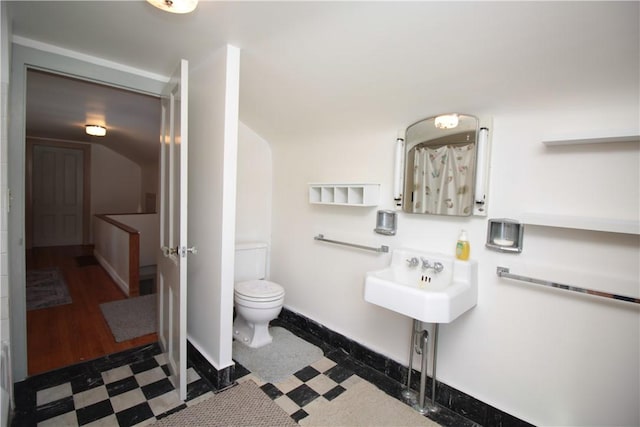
[314,234,389,253]
[496,266,640,305]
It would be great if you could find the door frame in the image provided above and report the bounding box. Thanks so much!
[25,138,92,249]
[8,42,167,380]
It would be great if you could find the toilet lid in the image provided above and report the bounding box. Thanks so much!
[235,280,284,299]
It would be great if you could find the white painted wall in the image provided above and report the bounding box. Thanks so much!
[186,45,240,371]
[108,214,159,267]
[0,3,12,425]
[91,144,142,214]
[93,216,132,295]
[236,121,272,245]
[140,162,159,213]
[268,107,639,424]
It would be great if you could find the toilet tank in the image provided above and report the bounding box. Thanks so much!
[235,242,268,282]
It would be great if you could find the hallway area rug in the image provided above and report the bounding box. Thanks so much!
[153,379,297,426]
[233,326,324,383]
[300,378,441,427]
[26,268,72,311]
[99,294,157,342]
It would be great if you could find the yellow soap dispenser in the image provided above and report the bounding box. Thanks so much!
[456,230,470,261]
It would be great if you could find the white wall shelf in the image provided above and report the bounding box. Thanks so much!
[309,183,380,206]
[542,134,639,146]
[522,213,640,235]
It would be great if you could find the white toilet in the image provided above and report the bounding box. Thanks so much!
[233,242,285,348]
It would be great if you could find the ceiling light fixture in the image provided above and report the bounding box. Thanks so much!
[147,0,198,14]
[434,114,460,130]
[85,124,107,137]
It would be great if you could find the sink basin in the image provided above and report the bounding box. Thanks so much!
[364,248,478,323]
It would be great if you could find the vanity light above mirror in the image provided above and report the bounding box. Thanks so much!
[394,114,492,217]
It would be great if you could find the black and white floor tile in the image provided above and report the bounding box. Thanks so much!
[12,344,215,426]
[236,355,361,423]
[13,328,476,427]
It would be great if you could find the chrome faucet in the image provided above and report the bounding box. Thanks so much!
[421,258,444,273]
[406,257,420,267]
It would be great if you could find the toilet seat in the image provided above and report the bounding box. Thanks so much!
[235,280,284,302]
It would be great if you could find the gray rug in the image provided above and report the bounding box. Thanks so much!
[99,294,157,342]
[153,380,297,426]
[233,326,324,383]
[26,268,72,311]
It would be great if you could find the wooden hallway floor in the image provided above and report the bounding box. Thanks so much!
[26,245,157,376]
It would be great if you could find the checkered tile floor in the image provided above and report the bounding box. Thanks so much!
[12,343,216,426]
[26,353,214,426]
[17,345,369,426]
[236,356,363,423]
[14,330,471,427]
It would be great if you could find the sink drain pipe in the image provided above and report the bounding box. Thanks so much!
[401,319,422,400]
[413,323,440,414]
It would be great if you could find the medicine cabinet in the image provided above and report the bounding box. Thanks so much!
[398,113,491,217]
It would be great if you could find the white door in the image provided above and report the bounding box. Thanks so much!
[158,59,191,401]
[32,145,83,247]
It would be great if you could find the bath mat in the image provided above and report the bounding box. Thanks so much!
[26,268,72,311]
[75,255,99,267]
[300,378,440,427]
[99,294,157,342]
[154,379,297,426]
[232,326,324,383]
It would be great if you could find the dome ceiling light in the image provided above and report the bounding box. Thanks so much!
[146,0,198,14]
[85,124,107,137]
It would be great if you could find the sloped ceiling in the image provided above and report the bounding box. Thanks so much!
[8,1,639,160]
[26,69,161,165]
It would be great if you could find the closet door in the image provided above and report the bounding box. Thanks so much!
[32,145,83,247]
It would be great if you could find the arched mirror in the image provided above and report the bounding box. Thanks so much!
[402,113,487,217]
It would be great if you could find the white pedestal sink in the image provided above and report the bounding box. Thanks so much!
[364,247,477,323]
[364,247,478,413]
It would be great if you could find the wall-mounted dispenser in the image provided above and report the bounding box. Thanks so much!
[375,210,397,235]
[486,219,523,253]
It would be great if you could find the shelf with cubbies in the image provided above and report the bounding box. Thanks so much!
[309,183,380,206]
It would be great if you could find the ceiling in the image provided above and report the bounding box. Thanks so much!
[26,69,161,165]
[7,1,639,165]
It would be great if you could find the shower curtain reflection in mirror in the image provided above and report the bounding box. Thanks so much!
[409,143,475,215]
[402,113,481,217]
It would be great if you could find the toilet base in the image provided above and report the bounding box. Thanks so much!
[233,315,274,348]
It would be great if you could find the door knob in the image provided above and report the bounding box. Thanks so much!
[178,246,198,257]
[161,246,178,257]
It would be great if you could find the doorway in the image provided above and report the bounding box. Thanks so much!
[23,68,162,375]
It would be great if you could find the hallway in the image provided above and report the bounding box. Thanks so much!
[26,246,157,376]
